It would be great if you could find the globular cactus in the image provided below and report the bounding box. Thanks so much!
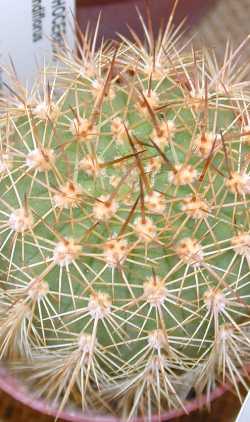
[1,7,250,421]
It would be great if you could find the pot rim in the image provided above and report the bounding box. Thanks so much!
[0,367,228,422]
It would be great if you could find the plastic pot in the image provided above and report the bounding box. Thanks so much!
[0,367,228,421]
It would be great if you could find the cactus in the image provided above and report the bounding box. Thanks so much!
[0,7,250,421]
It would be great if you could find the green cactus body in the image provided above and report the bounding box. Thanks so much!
[0,12,250,421]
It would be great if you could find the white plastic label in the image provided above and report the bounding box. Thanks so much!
[236,391,250,422]
[0,0,75,87]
